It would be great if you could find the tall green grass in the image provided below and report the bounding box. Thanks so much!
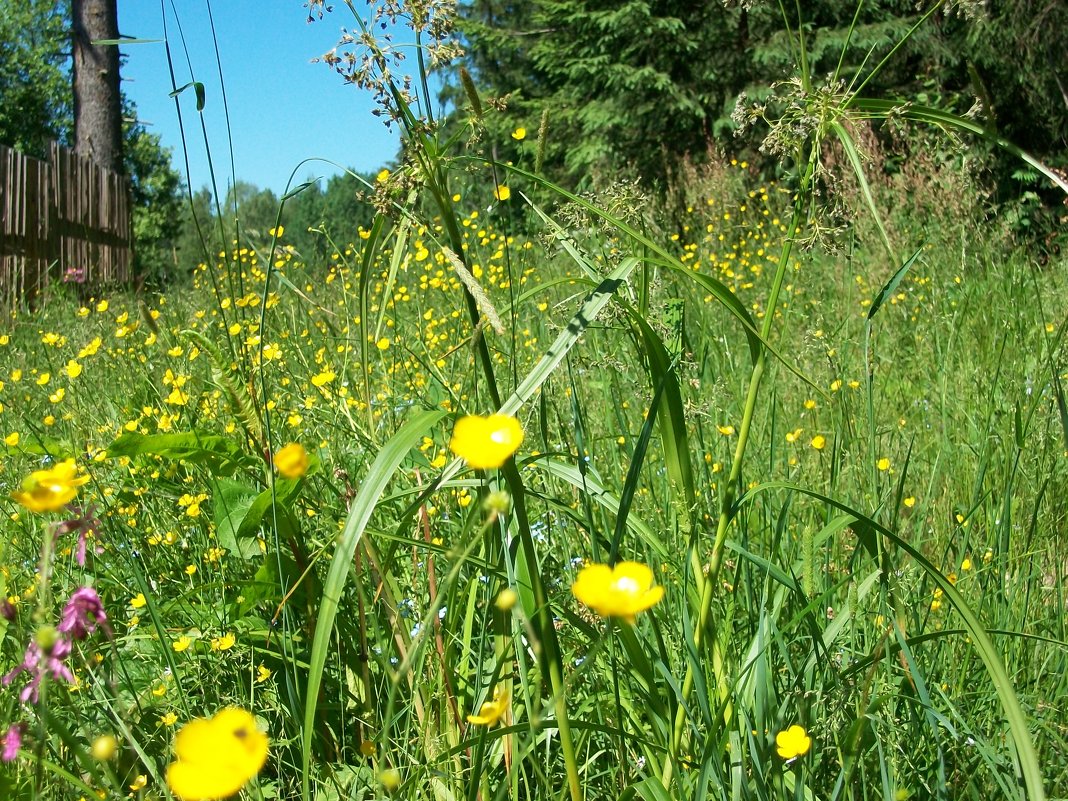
[1,1,1066,800]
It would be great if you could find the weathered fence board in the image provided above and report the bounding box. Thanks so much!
[0,141,132,306]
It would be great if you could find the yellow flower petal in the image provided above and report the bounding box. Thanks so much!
[448,414,524,469]
[466,686,509,726]
[167,708,268,801]
[12,459,89,513]
[775,724,812,759]
[274,442,309,479]
[571,561,664,623]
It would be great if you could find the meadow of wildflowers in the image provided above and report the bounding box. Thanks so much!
[1,1,1067,799]
[0,164,1064,798]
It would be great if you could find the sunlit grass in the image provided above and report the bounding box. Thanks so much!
[2,1,1068,795]
[1,174,1065,797]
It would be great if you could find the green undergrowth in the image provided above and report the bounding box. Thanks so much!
[0,186,1065,798]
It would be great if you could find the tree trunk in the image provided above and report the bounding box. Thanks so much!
[72,0,122,173]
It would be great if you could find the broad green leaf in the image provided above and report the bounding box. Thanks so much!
[620,776,673,801]
[106,431,257,477]
[213,479,262,560]
[237,477,304,540]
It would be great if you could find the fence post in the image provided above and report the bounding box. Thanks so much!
[0,140,132,308]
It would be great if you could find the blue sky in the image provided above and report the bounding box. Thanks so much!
[117,1,402,195]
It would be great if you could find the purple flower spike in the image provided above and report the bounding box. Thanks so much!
[1,723,23,762]
[58,587,110,641]
[2,639,74,704]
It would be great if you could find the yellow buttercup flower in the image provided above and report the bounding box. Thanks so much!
[494,185,511,202]
[274,442,309,479]
[166,708,268,801]
[495,588,518,611]
[91,734,118,761]
[467,686,509,726]
[511,127,527,141]
[775,724,811,759]
[571,561,664,624]
[379,768,401,791]
[449,414,524,469]
[211,632,236,651]
[12,459,89,513]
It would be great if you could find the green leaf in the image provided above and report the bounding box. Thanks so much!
[0,566,7,651]
[475,159,767,367]
[530,458,668,558]
[619,777,673,801]
[92,37,163,45]
[866,245,923,322]
[106,431,257,477]
[747,481,1047,801]
[169,81,206,111]
[848,99,1068,196]
[498,259,640,415]
[237,478,303,540]
[622,303,696,529]
[831,120,895,264]
[213,479,262,560]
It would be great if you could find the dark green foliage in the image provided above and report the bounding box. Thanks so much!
[0,0,187,284]
[172,172,376,273]
[283,172,376,261]
[958,0,1068,240]
[960,1,1067,161]
[528,0,743,184]
[454,0,1067,221]
[454,0,746,187]
[124,107,185,286]
[0,0,71,156]
[224,181,281,239]
[173,187,218,274]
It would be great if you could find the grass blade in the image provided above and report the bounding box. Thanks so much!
[300,408,448,801]
[746,481,1047,801]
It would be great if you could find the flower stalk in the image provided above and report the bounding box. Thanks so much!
[661,148,816,787]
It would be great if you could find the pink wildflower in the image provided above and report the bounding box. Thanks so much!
[2,638,74,704]
[58,587,110,640]
[1,723,23,762]
[55,506,102,567]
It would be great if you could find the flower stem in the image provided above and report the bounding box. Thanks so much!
[661,153,814,789]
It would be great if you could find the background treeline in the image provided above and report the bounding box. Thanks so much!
[451,0,1067,241]
[177,176,376,271]
[3,0,1065,288]
[0,0,376,285]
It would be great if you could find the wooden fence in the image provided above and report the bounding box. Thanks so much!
[0,141,132,306]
